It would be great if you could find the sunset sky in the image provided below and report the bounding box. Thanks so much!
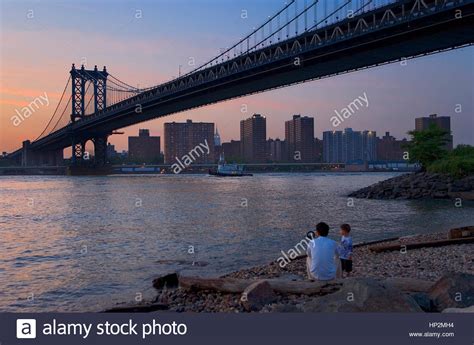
[1,0,473,154]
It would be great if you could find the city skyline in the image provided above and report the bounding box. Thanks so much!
[119,112,456,153]
[115,113,452,166]
[1,0,473,154]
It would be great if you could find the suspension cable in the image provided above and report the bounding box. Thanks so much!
[49,95,72,133]
[34,76,71,140]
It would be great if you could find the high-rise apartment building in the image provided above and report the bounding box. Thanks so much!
[164,120,214,164]
[267,138,285,162]
[323,128,377,163]
[376,132,409,161]
[285,115,315,162]
[128,129,161,163]
[415,114,453,150]
[240,114,267,163]
[323,131,344,163]
[221,140,242,161]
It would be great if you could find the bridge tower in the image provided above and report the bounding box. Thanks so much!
[70,64,108,122]
[69,64,109,166]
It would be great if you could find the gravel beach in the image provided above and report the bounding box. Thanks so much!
[143,232,473,313]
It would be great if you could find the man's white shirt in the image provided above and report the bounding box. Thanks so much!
[306,236,339,280]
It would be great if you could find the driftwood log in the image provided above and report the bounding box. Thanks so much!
[178,276,432,295]
[369,237,474,253]
[178,276,341,294]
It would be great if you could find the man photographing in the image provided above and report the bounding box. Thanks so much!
[306,222,341,281]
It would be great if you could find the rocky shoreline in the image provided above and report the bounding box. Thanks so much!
[348,172,474,200]
[107,232,474,313]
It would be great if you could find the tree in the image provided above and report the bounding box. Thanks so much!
[428,145,474,178]
[405,123,450,171]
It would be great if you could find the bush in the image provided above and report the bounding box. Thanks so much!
[405,123,450,170]
[428,145,474,178]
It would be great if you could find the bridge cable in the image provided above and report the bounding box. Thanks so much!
[307,0,353,31]
[247,0,321,52]
[34,76,71,141]
[49,94,72,133]
[180,0,296,78]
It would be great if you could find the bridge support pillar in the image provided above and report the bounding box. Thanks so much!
[21,140,32,167]
[70,135,109,167]
[93,134,108,166]
[41,149,63,166]
[71,140,86,165]
[67,135,111,175]
[21,141,63,166]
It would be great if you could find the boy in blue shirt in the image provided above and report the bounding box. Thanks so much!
[338,224,353,277]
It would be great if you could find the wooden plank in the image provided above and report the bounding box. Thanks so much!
[448,226,474,239]
[369,237,474,253]
[353,236,400,248]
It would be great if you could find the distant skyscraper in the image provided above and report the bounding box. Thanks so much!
[362,130,377,162]
[106,143,117,159]
[376,132,409,161]
[267,138,285,162]
[323,128,377,163]
[313,138,323,162]
[341,128,362,163]
[164,120,214,164]
[240,114,267,163]
[222,140,241,161]
[285,115,315,162]
[128,129,161,163]
[214,126,221,147]
[415,114,453,150]
[323,131,343,163]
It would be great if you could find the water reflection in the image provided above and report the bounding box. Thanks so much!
[0,173,472,311]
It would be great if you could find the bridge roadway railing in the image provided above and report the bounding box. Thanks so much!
[31,0,471,149]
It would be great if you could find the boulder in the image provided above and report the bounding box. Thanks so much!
[349,172,474,200]
[153,273,179,290]
[300,278,422,312]
[411,292,435,312]
[384,277,434,293]
[241,280,277,312]
[428,273,474,311]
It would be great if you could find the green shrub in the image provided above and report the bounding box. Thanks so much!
[405,123,450,170]
[428,145,474,178]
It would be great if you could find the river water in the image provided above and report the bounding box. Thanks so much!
[0,173,473,312]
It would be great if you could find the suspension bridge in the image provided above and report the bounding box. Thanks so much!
[7,0,474,173]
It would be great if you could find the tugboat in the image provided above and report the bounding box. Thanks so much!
[209,153,252,177]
